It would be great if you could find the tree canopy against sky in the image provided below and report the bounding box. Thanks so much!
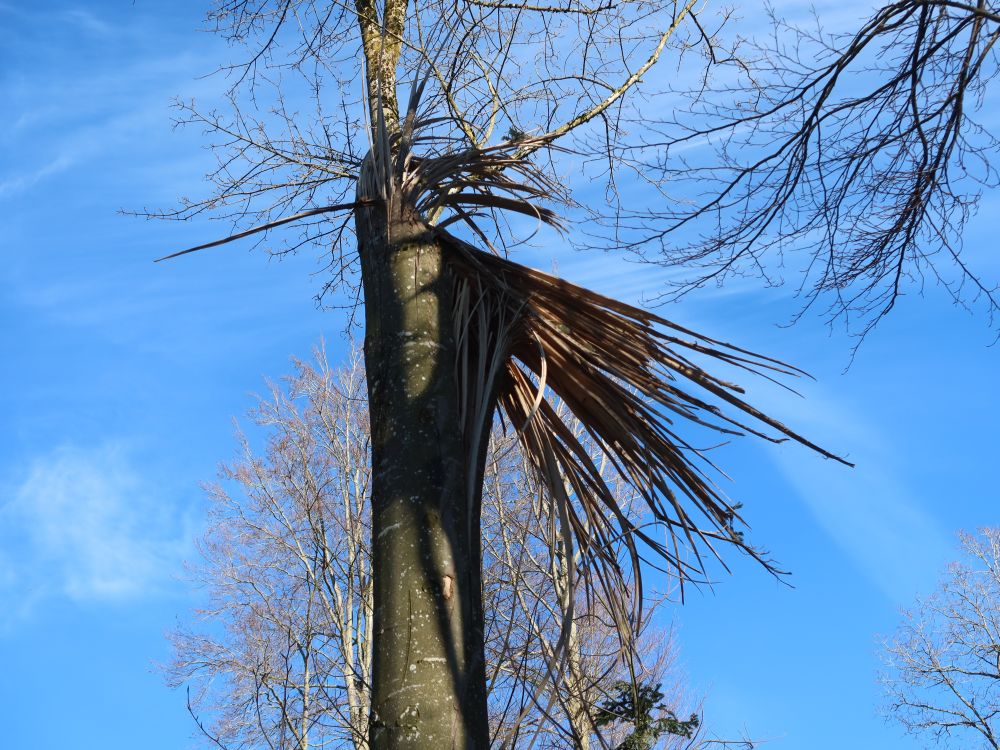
[2,2,998,750]
[635,0,1000,338]
[150,0,870,745]
[151,0,999,747]
[169,345,693,750]
[166,0,1000,338]
[881,528,1000,749]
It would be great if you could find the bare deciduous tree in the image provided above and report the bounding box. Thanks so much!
[169,345,374,750]
[168,345,696,750]
[151,1,861,744]
[640,1,1000,337]
[880,528,1000,749]
[480,407,694,750]
[151,0,1000,745]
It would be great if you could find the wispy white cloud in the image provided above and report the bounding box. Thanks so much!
[0,155,76,199]
[765,389,951,602]
[0,3,224,202]
[0,59,216,200]
[0,443,194,628]
[57,8,115,37]
[0,4,130,35]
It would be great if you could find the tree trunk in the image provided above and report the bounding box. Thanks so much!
[356,158,490,749]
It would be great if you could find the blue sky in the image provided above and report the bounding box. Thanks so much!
[1,2,997,749]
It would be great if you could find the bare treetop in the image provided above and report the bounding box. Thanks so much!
[630,0,1000,337]
[152,0,723,293]
[153,0,855,630]
[881,528,1000,749]
[154,1,872,745]
[206,0,703,138]
[158,1,1000,342]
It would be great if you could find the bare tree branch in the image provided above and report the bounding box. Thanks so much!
[880,527,1000,749]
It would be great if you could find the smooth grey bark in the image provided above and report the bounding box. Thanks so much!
[356,159,491,749]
